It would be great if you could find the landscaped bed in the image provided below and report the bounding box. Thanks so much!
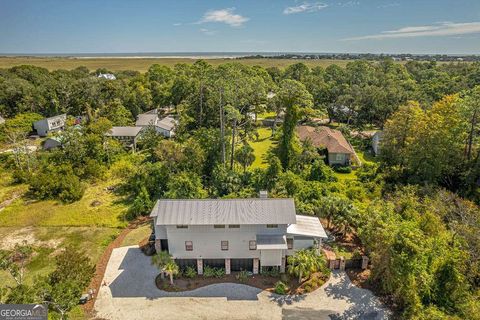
[155,270,330,295]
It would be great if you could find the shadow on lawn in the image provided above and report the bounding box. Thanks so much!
[108,247,262,301]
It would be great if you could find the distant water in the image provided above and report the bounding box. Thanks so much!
[0,52,333,59]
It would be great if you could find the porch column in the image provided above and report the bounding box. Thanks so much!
[253,258,259,275]
[361,256,369,270]
[280,257,286,273]
[328,259,336,270]
[339,256,345,271]
[154,239,161,252]
[225,258,231,275]
[197,259,203,275]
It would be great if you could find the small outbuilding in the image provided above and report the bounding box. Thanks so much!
[105,126,143,151]
[43,137,62,150]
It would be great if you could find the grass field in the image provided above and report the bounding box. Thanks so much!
[250,127,276,169]
[0,57,351,72]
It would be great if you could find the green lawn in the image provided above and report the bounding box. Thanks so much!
[250,127,276,169]
[120,224,152,247]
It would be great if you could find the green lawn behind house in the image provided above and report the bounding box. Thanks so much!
[250,127,275,169]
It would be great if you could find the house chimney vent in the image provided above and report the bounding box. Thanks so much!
[259,190,268,199]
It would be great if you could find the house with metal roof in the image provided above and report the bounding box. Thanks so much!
[150,194,327,275]
[135,110,177,138]
[297,125,356,166]
[33,114,67,137]
[105,126,143,151]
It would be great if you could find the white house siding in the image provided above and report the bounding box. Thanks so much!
[155,127,173,138]
[163,224,287,260]
[260,249,283,266]
[154,224,167,239]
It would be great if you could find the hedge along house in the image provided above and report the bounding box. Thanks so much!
[296,125,357,166]
[150,195,327,275]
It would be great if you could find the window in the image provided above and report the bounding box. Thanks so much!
[214,225,225,229]
[221,241,229,251]
[287,238,294,250]
[185,241,193,251]
[228,224,240,228]
[249,240,257,250]
[266,224,278,228]
[336,154,344,161]
[176,225,188,229]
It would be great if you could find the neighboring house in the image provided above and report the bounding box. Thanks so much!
[33,114,67,137]
[135,111,177,138]
[105,126,143,151]
[372,131,383,156]
[150,195,327,275]
[43,137,62,150]
[0,115,5,125]
[97,73,116,80]
[296,125,356,166]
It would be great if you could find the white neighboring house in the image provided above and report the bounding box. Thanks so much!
[105,126,143,151]
[97,73,116,80]
[33,114,67,137]
[135,111,177,138]
[372,131,384,156]
[150,195,327,274]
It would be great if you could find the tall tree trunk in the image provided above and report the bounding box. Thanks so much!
[220,88,226,166]
[199,82,203,127]
[169,273,174,285]
[230,118,237,170]
[298,271,302,284]
[467,108,478,160]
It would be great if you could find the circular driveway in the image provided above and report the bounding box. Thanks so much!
[94,246,390,320]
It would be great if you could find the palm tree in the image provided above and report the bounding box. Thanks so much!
[287,249,323,283]
[163,260,179,285]
[152,251,172,279]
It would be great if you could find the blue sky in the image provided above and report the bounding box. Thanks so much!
[1,0,479,54]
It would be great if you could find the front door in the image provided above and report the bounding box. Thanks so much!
[160,239,169,253]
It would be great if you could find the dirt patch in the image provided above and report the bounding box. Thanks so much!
[0,191,23,211]
[0,227,62,250]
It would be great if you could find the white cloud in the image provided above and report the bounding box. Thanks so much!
[199,8,249,27]
[377,2,399,9]
[283,2,328,15]
[200,28,216,36]
[343,21,480,40]
[173,23,182,26]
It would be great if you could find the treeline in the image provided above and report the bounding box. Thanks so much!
[1,60,480,128]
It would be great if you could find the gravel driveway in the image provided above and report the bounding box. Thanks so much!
[94,246,390,320]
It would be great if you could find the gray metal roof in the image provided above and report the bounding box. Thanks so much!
[287,215,327,238]
[135,114,158,127]
[106,126,143,137]
[157,116,177,131]
[151,198,296,225]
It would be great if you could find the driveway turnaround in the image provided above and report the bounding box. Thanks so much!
[94,246,390,320]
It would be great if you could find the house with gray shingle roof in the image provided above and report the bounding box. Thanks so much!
[150,193,327,275]
[33,114,67,137]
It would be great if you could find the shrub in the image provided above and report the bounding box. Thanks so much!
[214,267,226,278]
[236,270,248,283]
[203,265,216,278]
[184,266,196,278]
[333,165,352,173]
[274,281,288,295]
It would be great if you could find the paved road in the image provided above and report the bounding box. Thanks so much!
[94,246,390,320]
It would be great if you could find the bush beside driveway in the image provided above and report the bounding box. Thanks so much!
[94,246,390,320]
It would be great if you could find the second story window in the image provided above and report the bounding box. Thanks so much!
[176,225,188,229]
[214,225,225,229]
[249,240,257,250]
[185,241,193,251]
[267,224,278,228]
[287,238,294,250]
[228,224,240,228]
[221,240,229,251]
